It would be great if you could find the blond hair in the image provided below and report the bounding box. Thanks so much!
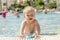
[23,6,35,14]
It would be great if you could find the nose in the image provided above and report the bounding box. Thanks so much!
[28,16,33,18]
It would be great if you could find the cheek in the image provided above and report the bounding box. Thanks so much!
[24,15,28,19]
[32,15,35,18]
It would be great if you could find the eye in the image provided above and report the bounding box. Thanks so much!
[26,14,34,16]
[27,15,29,16]
[31,14,33,16]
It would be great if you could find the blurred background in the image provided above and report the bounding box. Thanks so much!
[0,0,60,37]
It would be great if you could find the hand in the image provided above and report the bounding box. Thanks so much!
[20,35,25,38]
[36,35,40,39]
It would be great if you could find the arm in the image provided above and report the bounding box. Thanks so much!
[35,20,40,36]
[20,21,26,36]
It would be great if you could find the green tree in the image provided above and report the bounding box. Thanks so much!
[48,2,57,9]
[33,0,44,6]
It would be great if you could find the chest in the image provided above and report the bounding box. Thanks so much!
[27,23,34,27]
[25,23,35,31]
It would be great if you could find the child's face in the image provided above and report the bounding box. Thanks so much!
[24,11,35,21]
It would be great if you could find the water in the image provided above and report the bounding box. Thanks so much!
[0,12,60,37]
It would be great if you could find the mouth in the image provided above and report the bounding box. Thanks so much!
[29,18,32,20]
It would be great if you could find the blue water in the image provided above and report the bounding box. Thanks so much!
[0,12,60,37]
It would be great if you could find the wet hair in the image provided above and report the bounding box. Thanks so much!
[23,6,35,14]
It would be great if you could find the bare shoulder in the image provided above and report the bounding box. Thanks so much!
[34,19,38,23]
[34,19,40,26]
[21,20,27,24]
[20,20,27,28]
[20,20,26,29]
